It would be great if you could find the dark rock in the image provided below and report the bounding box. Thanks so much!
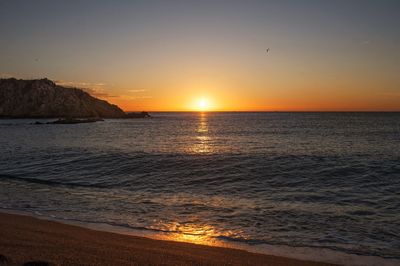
[125,111,151,118]
[0,78,126,118]
[46,118,104,124]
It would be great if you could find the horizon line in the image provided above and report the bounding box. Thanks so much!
[126,110,400,113]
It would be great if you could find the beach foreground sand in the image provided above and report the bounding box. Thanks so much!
[0,212,334,266]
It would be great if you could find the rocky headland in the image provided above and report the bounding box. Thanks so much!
[0,78,150,119]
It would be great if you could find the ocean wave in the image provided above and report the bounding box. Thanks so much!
[1,113,400,261]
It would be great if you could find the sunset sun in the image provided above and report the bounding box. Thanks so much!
[196,98,211,111]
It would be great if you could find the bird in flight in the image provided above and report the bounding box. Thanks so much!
[266,48,270,53]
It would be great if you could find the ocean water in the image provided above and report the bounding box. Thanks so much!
[1,112,399,265]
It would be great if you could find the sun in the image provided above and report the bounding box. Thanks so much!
[196,98,210,111]
[189,96,215,111]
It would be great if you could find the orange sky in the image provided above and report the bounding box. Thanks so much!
[1,1,399,111]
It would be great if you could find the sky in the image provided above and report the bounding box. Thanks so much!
[1,0,399,111]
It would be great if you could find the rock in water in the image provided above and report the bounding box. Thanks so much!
[0,78,126,118]
[47,118,104,124]
[125,111,151,118]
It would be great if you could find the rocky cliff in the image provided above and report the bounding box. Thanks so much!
[0,78,127,118]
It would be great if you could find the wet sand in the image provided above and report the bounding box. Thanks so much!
[0,212,334,266]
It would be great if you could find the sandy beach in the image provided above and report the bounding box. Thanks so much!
[0,212,334,266]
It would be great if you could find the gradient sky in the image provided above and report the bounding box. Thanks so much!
[1,0,399,111]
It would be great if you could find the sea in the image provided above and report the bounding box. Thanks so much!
[1,112,399,265]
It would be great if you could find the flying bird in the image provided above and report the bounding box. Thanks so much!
[266,48,270,53]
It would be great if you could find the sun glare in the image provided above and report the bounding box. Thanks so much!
[196,98,210,111]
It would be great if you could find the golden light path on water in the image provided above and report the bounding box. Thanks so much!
[160,224,221,246]
[150,221,240,247]
[154,113,234,246]
[190,112,213,154]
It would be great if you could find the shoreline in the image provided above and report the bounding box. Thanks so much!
[1,210,399,266]
[0,211,334,266]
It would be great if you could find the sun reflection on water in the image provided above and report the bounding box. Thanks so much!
[169,225,217,245]
[190,112,213,154]
[153,221,234,247]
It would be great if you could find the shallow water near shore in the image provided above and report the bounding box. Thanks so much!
[1,112,399,265]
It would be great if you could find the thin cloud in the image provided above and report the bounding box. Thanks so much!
[83,87,118,98]
[132,96,153,99]
[120,95,153,100]
[0,73,14,78]
[55,80,107,88]
[128,89,148,93]
[55,80,117,98]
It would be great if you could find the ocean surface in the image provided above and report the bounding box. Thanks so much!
[1,112,399,265]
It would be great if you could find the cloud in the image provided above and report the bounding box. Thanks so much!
[0,73,14,78]
[128,89,148,93]
[83,87,118,98]
[132,96,153,99]
[120,95,153,100]
[55,80,108,88]
[55,80,117,98]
